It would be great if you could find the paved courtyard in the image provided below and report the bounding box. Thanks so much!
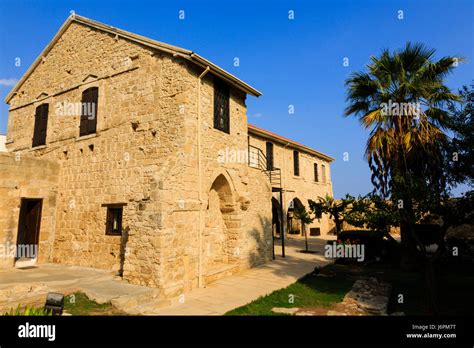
[0,235,335,315]
[151,235,335,315]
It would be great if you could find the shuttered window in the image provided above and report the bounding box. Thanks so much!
[32,103,49,147]
[266,142,274,170]
[214,79,230,133]
[293,150,300,176]
[79,87,98,136]
[322,164,326,183]
[314,163,319,182]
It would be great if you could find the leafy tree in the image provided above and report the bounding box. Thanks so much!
[345,194,399,238]
[308,194,355,235]
[445,83,474,187]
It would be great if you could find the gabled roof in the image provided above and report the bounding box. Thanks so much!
[5,14,262,103]
[248,124,335,162]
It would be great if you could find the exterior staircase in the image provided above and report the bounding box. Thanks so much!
[248,144,282,191]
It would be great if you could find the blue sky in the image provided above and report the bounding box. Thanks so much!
[0,0,472,197]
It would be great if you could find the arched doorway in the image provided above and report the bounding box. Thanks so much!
[287,197,304,235]
[204,174,240,270]
[271,197,282,238]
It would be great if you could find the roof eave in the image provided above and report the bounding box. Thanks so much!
[248,125,335,162]
[189,54,262,97]
[5,14,262,104]
[4,15,75,104]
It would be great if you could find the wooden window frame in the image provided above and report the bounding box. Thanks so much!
[293,150,300,176]
[32,103,49,147]
[105,205,123,236]
[79,87,98,137]
[213,79,230,134]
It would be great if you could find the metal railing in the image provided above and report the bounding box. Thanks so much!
[248,144,282,189]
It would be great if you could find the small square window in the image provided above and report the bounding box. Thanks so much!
[106,206,123,235]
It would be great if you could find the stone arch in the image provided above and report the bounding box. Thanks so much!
[204,174,241,271]
[271,197,282,238]
[206,168,238,198]
[287,197,305,235]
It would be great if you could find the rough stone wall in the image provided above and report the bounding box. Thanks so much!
[5,22,184,287]
[0,135,6,152]
[150,63,272,297]
[249,133,335,235]
[0,153,59,268]
[5,21,273,297]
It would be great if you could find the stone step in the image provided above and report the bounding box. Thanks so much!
[126,298,172,315]
[204,263,240,286]
[15,258,37,269]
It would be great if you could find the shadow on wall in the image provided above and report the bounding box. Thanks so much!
[247,214,272,268]
[119,226,130,277]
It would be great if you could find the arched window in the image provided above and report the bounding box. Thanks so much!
[32,103,49,147]
[79,87,98,136]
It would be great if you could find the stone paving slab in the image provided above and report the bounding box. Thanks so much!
[0,263,160,313]
[148,236,334,315]
[0,236,335,315]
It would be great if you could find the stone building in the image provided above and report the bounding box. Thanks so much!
[248,125,335,238]
[1,14,333,298]
[0,135,6,152]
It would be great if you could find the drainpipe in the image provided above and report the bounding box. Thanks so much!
[197,66,210,288]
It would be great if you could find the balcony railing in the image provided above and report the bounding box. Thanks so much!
[248,144,281,189]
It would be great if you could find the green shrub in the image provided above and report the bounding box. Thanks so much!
[4,304,53,316]
[328,229,385,260]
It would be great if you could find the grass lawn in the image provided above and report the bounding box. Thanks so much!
[225,272,353,315]
[326,260,474,315]
[225,258,474,316]
[63,292,124,315]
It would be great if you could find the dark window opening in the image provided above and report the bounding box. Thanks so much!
[32,104,49,147]
[213,79,230,133]
[266,142,274,170]
[293,150,300,176]
[79,87,98,137]
[322,164,326,183]
[106,206,123,235]
[310,227,321,236]
[314,163,319,182]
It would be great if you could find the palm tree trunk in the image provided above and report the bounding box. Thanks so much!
[335,218,342,236]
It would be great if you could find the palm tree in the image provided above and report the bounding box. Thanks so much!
[293,206,314,252]
[344,42,460,268]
